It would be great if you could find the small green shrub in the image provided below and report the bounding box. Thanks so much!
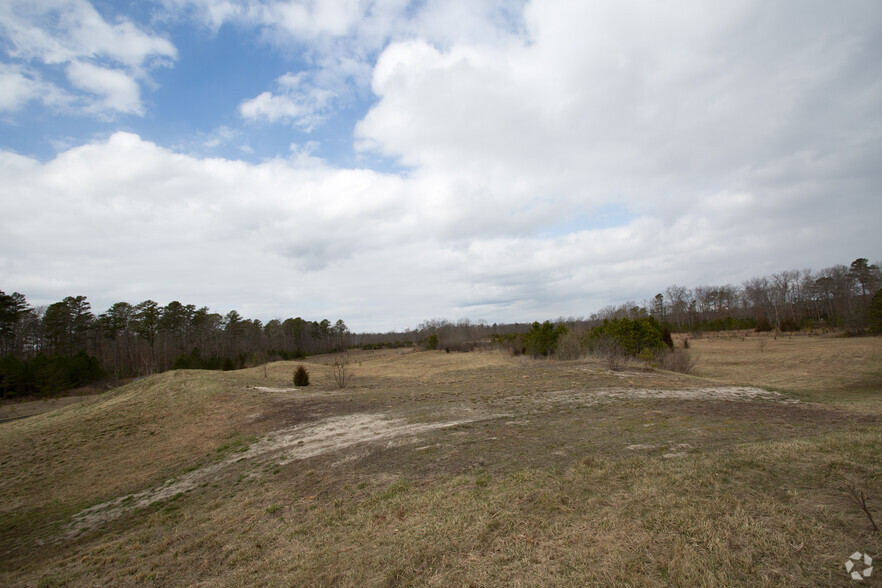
[637,347,654,370]
[426,333,439,350]
[293,365,310,386]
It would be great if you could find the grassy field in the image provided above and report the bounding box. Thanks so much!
[1,334,880,586]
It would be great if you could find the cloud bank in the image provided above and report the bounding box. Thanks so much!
[1,0,881,330]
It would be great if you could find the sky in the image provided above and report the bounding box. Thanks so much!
[1,0,881,332]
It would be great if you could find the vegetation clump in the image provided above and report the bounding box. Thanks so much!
[657,348,699,374]
[585,316,666,357]
[523,321,568,358]
[293,365,309,387]
[869,288,882,334]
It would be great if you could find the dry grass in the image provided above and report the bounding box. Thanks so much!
[688,333,882,402]
[1,337,881,586]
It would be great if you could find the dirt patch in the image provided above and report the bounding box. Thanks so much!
[66,411,486,537]
[542,385,795,405]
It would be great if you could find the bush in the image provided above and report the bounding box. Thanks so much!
[554,330,584,360]
[661,328,674,350]
[592,336,628,371]
[330,354,352,389]
[524,321,568,358]
[585,316,665,357]
[779,318,801,332]
[293,365,310,386]
[426,334,439,351]
[658,349,699,374]
[755,318,772,332]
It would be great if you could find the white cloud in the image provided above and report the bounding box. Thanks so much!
[66,61,142,116]
[1,128,879,331]
[0,0,176,66]
[167,0,524,130]
[0,64,47,111]
[0,0,176,116]
[2,1,881,330]
[355,0,882,231]
[239,72,336,129]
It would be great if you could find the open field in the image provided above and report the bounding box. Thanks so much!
[1,335,880,586]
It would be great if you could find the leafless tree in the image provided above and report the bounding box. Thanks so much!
[330,352,353,389]
[593,336,628,371]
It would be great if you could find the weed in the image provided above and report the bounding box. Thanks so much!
[843,480,880,535]
[475,471,492,488]
[371,479,411,502]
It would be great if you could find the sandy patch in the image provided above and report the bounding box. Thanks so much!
[544,386,795,405]
[66,412,478,537]
[251,386,307,393]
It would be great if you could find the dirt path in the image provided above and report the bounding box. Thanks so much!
[67,412,485,537]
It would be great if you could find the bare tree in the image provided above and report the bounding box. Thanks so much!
[593,336,627,371]
[330,352,353,389]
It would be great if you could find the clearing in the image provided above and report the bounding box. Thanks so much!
[1,334,880,586]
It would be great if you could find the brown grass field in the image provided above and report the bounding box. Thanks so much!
[1,334,880,586]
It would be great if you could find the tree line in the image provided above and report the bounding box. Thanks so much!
[591,258,881,334]
[0,294,352,398]
[1,256,879,398]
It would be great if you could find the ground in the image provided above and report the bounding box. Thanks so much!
[1,333,880,586]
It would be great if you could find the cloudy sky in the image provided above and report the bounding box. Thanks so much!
[1,0,880,331]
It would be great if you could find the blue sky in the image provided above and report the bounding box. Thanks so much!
[1,0,881,331]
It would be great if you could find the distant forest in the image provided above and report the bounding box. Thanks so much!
[1,257,879,398]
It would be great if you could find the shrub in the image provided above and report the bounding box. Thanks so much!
[779,318,800,332]
[585,316,665,357]
[426,334,439,351]
[554,330,584,360]
[658,349,699,374]
[592,336,628,371]
[637,347,654,370]
[293,365,310,387]
[330,355,352,389]
[755,318,772,332]
[524,321,568,358]
[661,328,674,350]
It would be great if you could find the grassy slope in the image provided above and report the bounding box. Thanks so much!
[1,339,880,586]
